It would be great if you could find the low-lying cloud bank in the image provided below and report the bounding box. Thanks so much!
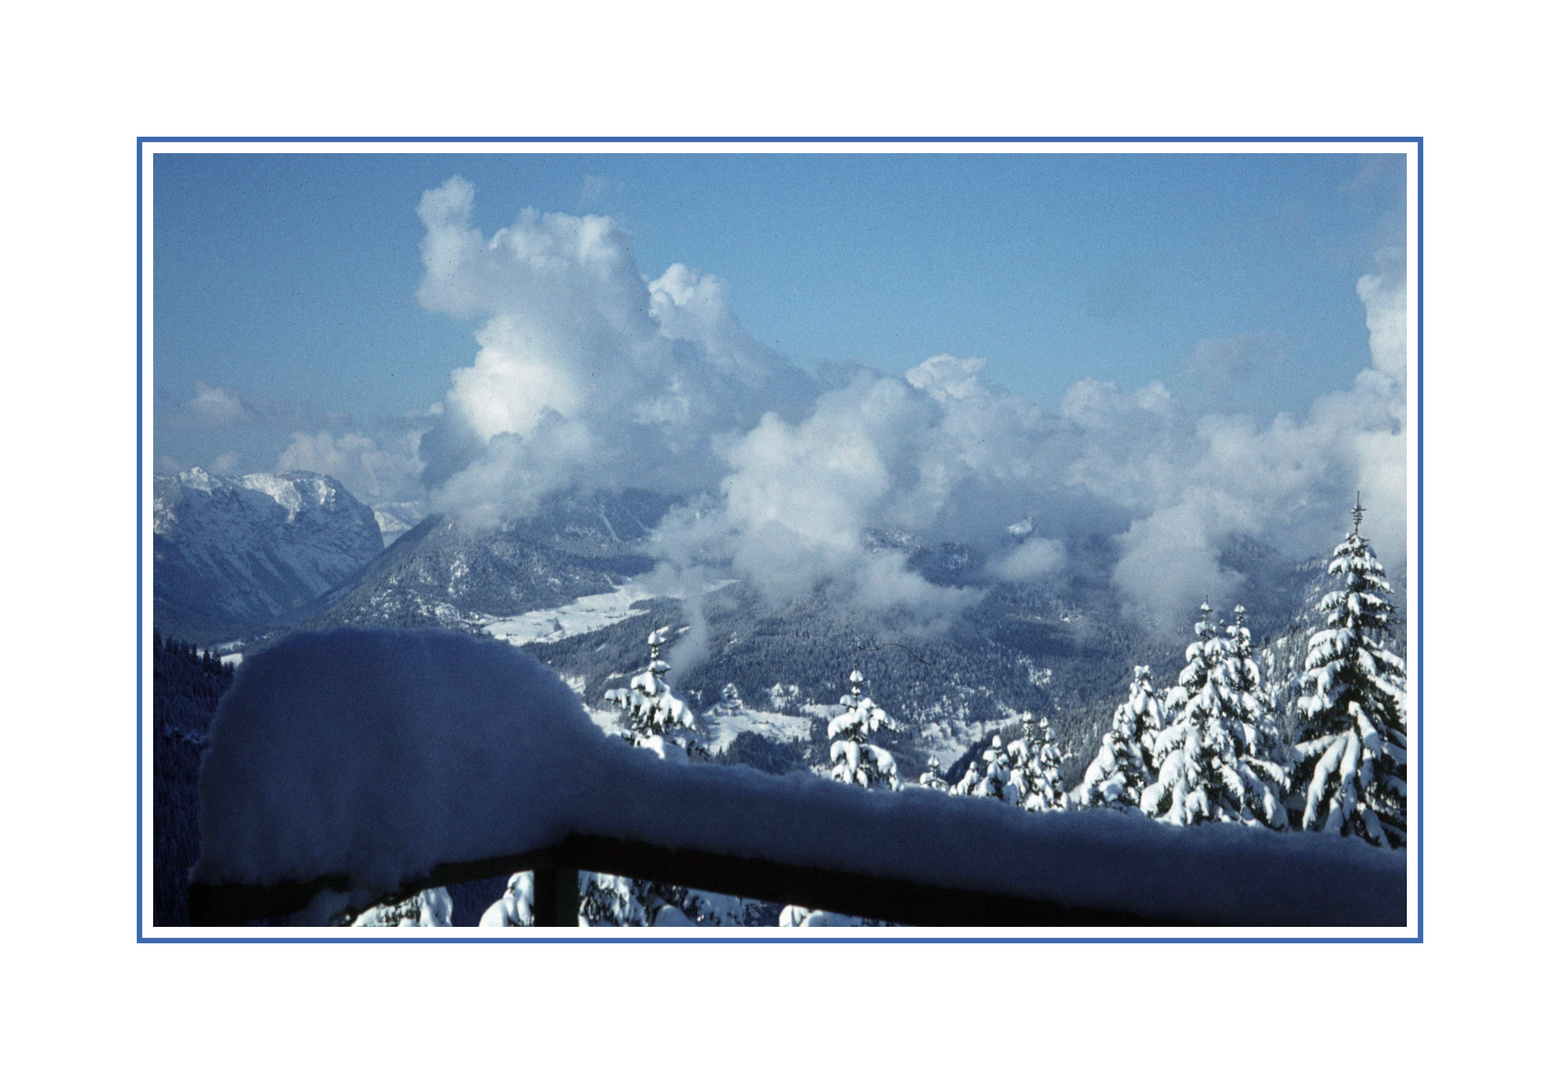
[276,179,1411,630]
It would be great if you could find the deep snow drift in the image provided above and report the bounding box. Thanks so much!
[193,629,1406,926]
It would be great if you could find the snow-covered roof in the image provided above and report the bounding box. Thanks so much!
[193,628,1406,927]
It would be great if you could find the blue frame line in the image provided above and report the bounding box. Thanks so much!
[136,140,145,941]
[143,135,1428,942]
[143,934,1419,944]
[1416,138,1425,941]
[137,135,1421,145]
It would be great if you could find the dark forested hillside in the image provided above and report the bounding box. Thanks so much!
[152,631,232,926]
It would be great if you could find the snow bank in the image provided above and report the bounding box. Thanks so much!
[195,629,600,891]
[195,629,1406,925]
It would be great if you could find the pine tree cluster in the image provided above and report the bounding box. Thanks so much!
[1068,499,1407,846]
[503,501,1408,928]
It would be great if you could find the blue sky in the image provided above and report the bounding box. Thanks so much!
[153,150,1405,475]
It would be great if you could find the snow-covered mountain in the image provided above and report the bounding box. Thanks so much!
[181,472,1360,788]
[299,489,672,633]
[153,468,383,642]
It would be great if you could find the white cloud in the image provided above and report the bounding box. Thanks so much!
[415,177,817,528]
[401,178,1408,633]
[185,382,250,427]
[1099,247,1409,622]
[276,429,426,508]
[646,371,990,624]
[994,537,1066,583]
[655,247,1405,630]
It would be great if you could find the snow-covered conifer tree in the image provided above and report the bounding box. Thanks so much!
[1075,666,1163,810]
[780,670,902,927]
[953,734,1013,801]
[1293,497,1408,847]
[479,873,534,927]
[591,627,737,925]
[1222,604,1291,802]
[950,758,981,795]
[828,670,901,790]
[1141,602,1285,828]
[1008,713,1067,812]
[605,625,704,762]
[917,755,950,791]
[352,887,454,927]
[578,874,750,927]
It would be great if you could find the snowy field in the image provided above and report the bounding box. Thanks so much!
[914,715,1015,774]
[486,579,815,756]
[701,706,813,754]
[568,664,810,753]
[482,582,660,646]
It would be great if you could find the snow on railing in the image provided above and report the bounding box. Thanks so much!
[189,629,1406,927]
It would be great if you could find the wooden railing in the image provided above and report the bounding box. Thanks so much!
[185,629,1408,932]
[189,831,1186,927]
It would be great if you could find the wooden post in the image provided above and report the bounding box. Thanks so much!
[530,851,579,927]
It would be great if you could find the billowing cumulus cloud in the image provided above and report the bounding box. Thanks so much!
[1103,246,1408,623]
[403,178,1406,631]
[648,371,991,624]
[414,177,818,530]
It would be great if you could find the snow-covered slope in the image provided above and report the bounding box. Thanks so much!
[301,490,670,633]
[153,468,383,643]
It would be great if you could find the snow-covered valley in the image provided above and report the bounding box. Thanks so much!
[482,583,662,646]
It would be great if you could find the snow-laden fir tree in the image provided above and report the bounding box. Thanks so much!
[578,873,750,927]
[781,669,901,928]
[1293,497,1408,847]
[779,905,865,927]
[351,887,454,927]
[1221,604,1291,802]
[479,873,534,927]
[592,627,745,925]
[604,625,704,762]
[953,734,1012,800]
[917,754,950,791]
[1140,601,1286,828]
[828,670,901,790]
[1075,666,1163,810]
[1007,713,1068,812]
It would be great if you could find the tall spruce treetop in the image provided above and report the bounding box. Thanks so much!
[828,670,901,790]
[1076,666,1164,810]
[1141,601,1286,828]
[605,626,702,761]
[1294,497,1408,847]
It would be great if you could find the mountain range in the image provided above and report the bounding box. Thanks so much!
[151,469,1400,783]
[153,469,383,643]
